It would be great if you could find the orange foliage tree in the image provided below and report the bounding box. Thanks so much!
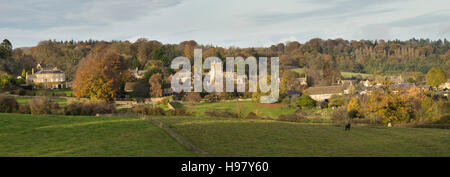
[73,48,130,100]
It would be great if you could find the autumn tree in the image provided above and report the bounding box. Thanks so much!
[73,48,130,100]
[347,97,360,118]
[426,67,447,88]
[149,73,163,98]
[367,91,415,123]
[180,40,198,60]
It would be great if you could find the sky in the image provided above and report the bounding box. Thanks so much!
[0,0,449,48]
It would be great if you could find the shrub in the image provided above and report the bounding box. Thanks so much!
[12,88,26,96]
[296,94,316,108]
[278,113,307,122]
[132,105,165,116]
[361,112,384,125]
[166,108,193,116]
[436,114,450,124]
[146,106,165,115]
[319,101,328,108]
[246,112,260,119]
[64,102,116,116]
[347,109,359,118]
[64,103,83,115]
[331,108,350,125]
[50,102,62,114]
[29,96,52,114]
[17,104,31,114]
[0,95,19,113]
[205,109,238,118]
[204,94,220,102]
[329,94,347,107]
[91,103,116,114]
[185,92,201,103]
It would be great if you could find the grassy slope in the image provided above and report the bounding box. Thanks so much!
[185,101,297,119]
[0,113,195,157]
[157,117,450,157]
[16,97,68,105]
[290,68,374,79]
[341,71,374,79]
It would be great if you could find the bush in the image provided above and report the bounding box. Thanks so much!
[185,92,201,103]
[166,108,193,116]
[92,103,116,114]
[0,95,19,113]
[246,112,260,119]
[436,114,450,124]
[296,94,316,108]
[331,108,350,125]
[204,94,220,102]
[278,113,307,122]
[347,109,359,118]
[319,101,328,108]
[205,109,238,118]
[64,103,83,115]
[12,88,26,96]
[29,97,52,114]
[65,102,116,116]
[132,105,165,116]
[329,94,347,107]
[17,104,31,114]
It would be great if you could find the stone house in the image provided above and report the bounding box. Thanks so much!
[129,68,146,79]
[26,64,68,89]
[306,86,343,102]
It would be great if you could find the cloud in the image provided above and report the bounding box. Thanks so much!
[0,0,449,48]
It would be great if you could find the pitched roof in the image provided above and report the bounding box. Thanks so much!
[124,82,149,92]
[35,70,64,74]
[306,86,343,95]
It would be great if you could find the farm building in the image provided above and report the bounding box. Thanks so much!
[306,86,343,102]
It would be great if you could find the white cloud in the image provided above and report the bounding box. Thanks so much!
[0,0,449,48]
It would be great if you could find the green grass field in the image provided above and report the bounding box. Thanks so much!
[290,67,374,79]
[184,101,297,118]
[341,71,374,79]
[15,97,68,105]
[52,89,74,97]
[156,117,450,157]
[290,68,305,74]
[1,113,449,157]
[0,113,194,156]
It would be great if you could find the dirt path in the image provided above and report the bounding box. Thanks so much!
[144,116,209,157]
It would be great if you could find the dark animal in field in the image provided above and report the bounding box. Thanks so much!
[345,123,351,131]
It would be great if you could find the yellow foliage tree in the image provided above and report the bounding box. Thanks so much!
[347,97,360,112]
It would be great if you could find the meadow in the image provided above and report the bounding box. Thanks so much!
[0,113,449,157]
[184,101,297,118]
[15,97,68,105]
[290,67,374,79]
[0,113,194,156]
[155,117,450,157]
